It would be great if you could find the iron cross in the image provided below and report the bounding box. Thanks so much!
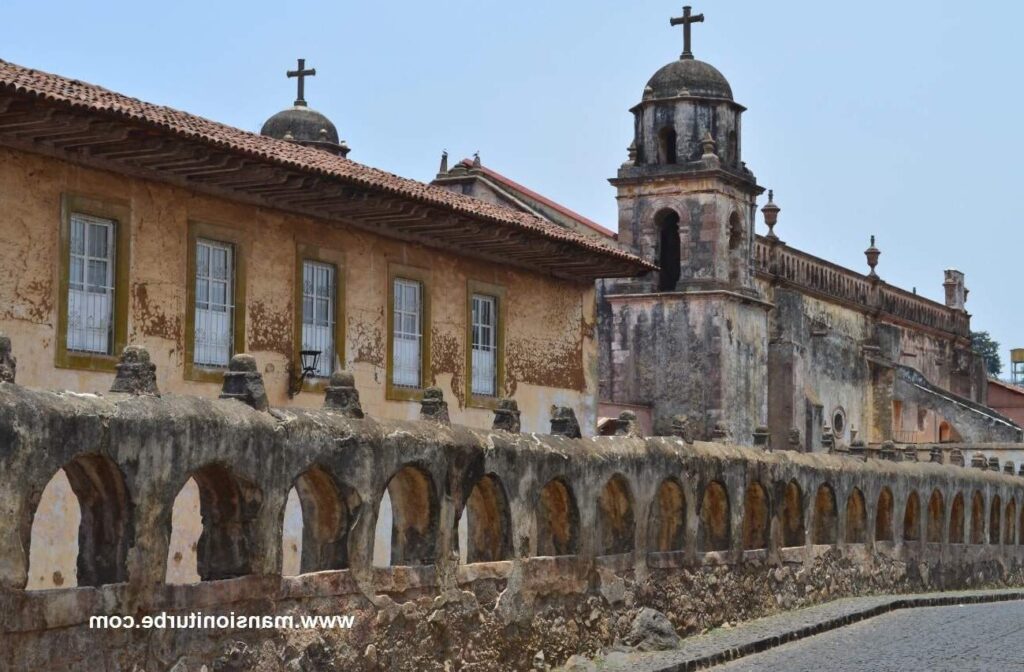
[287,58,316,106]
[670,6,705,60]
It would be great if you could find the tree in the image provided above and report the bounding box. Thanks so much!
[971,331,1002,377]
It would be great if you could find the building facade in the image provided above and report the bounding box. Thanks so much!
[0,58,649,435]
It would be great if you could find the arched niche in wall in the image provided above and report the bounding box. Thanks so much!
[456,473,512,564]
[27,454,133,590]
[950,492,965,544]
[875,487,895,542]
[812,483,838,545]
[970,490,985,545]
[536,478,580,557]
[780,480,805,548]
[657,125,677,165]
[990,495,1002,545]
[926,490,945,543]
[742,481,769,550]
[902,491,921,542]
[648,478,686,553]
[699,480,731,552]
[845,487,867,543]
[597,474,636,555]
[374,465,438,567]
[283,465,360,576]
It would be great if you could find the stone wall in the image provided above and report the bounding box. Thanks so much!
[3,361,1024,671]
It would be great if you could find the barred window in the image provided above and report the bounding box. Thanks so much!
[471,294,497,396]
[301,260,336,378]
[67,213,115,354]
[194,239,234,367]
[392,278,422,388]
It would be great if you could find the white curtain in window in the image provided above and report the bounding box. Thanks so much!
[301,260,335,378]
[67,214,115,354]
[392,279,421,387]
[471,294,497,396]
[194,239,234,367]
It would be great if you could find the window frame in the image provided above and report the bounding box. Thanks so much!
[386,263,431,402]
[465,279,506,409]
[56,193,131,372]
[185,220,247,383]
[293,243,346,394]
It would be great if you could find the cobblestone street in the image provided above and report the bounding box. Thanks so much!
[712,601,1024,672]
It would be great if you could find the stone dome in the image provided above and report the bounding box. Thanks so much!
[644,58,733,101]
[260,105,340,146]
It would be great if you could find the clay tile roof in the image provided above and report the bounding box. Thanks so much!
[456,159,617,239]
[0,58,653,277]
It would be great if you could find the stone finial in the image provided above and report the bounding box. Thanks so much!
[626,141,638,166]
[970,453,988,469]
[109,345,159,396]
[821,425,835,452]
[1004,461,1015,475]
[761,190,781,241]
[865,235,881,279]
[988,456,1000,472]
[710,421,729,442]
[420,387,450,425]
[929,446,944,464]
[550,406,581,439]
[492,398,521,433]
[700,131,718,162]
[472,151,481,168]
[880,441,897,461]
[903,446,919,462]
[437,150,449,177]
[0,334,15,384]
[788,427,802,450]
[219,354,269,411]
[753,425,770,449]
[950,449,965,467]
[323,370,363,418]
[850,437,866,459]
[671,415,694,444]
[614,411,642,438]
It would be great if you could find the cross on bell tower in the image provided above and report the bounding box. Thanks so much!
[287,58,316,107]
[670,5,705,60]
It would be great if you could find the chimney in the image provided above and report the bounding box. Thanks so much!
[943,269,966,311]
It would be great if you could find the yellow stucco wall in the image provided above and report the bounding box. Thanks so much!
[0,146,597,433]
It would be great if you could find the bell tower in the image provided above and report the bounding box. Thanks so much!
[598,6,770,443]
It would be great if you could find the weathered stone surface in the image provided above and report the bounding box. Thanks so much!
[614,411,642,438]
[492,398,521,433]
[623,608,681,651]
[219,354,269,411]
[323,370,364,418]
[420,386,450,424]
[1,380,1024,670]
[550,406,581,438]
[109,345,159,396]
[0,334,15,384]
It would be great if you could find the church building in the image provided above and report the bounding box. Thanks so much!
[436,7,1021,449]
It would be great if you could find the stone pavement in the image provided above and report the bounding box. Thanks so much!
[712,600,1024,671]
[568,588,1024,671]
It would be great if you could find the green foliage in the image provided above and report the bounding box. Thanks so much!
[971,331,1002,377]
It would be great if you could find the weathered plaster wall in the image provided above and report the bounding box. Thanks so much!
[0,147,596,433]
[3,379,1024,670]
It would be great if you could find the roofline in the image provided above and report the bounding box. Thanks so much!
[0,58,653,282]
[454,159,617,239]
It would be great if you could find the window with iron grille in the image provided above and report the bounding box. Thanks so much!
[67,213,115,354]
[392,278,422,388]
[194,239,234,367]
[471,294,497,396]
[301,260,335,377]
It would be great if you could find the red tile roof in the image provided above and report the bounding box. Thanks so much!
[455,159,617,238]
[0,58,652,275]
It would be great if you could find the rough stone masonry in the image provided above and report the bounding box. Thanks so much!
[2,346,1024,671]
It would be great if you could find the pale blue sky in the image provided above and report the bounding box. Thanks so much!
[5,1,1021,370]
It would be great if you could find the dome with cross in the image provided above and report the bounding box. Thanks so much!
[260,59,350,157]
[644,58,733,101]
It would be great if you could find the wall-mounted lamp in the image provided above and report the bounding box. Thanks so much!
[288,349,321,398]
